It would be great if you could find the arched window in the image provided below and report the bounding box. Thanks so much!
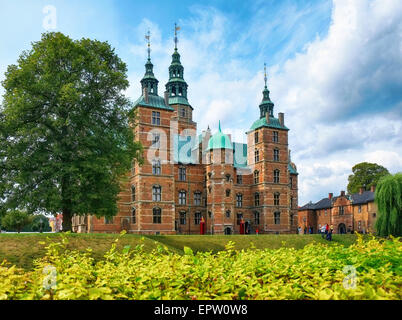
[226,189,231,197]
[226,210,231,218]
[274,170,280,184]
[180,211,186,225]
[274,192,280,206]
[179,190,187,205]
[131,208,136,224]
[254,212,260,225]
[274,149,279,162]
[255,150,260,163]
[152,185,162,202]
[255,192,260,206]
[225,174,231,182]
[153,208,161,224]
[254,171,260,184]
[152,159,161,175]
[131,185,135,202]
[236,194,243,208]
[274,212,281,225]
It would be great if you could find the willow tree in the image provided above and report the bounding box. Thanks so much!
[375,173,402,237]
[0,32,142,231]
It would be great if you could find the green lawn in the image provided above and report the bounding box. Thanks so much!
[0,233,362,270]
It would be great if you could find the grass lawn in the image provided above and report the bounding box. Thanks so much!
[0,233,362,270]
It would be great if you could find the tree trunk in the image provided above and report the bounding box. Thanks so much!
[62,208,73,232]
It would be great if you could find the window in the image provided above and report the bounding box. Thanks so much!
[236,194,243,208]
[358,205,362,213]
[254,212,260,225]
[255,132,259,144]
[290,197,294,209]
[105,216,113,224]
[290,214,294,226]
[237,174,243,184]
[226,210,231,218]
[274,193,280,206]
[180,211,186,225]
[131,208,136,224]
[131,185,136,202]
[226,189,231,197]
[179,167,186,181]
[179,191,187,205]
[339,206,344,215]
[254,171,260,184]
[255,150,260,163]
[152,159,161,175]
[290,177,293,189]
[358,221,361,230]
[153,208,161,224]
[152,133,160,149]
[373,213,376,218]
[274,170,280,184]
[180,108,186,118]
[255,193,260,206]
[152,111,160,125]
[152,185,162,202]
[225,174,231,182]
[273,131,279,143]
[325,210,327,216]
[274,149,279,162]
[274,212,281,225]
[194,212,201,225]
[237,213,243,225]
[194,192,202,206]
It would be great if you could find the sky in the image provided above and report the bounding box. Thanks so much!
[0,0,401,205]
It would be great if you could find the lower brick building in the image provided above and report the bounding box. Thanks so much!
[298,186,377,234]
[72,35,299,235]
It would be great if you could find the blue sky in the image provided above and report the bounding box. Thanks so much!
[1,0,401,205]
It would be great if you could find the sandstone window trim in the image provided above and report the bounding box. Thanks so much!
[274,192,280,206]
[179,190,187,205]
[274,169,280,184]
[254,170,260,184]
[273,149,279,162]
[152,159,161,175]
[179,166,187,181]
[152,111,161,126]
[236,194,243,208]
[152,185,162,202]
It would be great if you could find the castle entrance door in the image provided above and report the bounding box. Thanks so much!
[338,223,346,234]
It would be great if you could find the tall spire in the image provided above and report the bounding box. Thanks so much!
[165,23,190,106]
[218,120,222,132]
[140,30,159,96]
[259,63,274,119]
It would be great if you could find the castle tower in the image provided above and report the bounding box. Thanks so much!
[246,64,298,233]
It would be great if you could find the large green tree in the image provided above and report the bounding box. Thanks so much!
[0,32,142,231]
[375,173,402,237]
[347,162,389,194]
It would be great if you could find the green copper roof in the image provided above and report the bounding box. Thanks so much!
[206,121,233,151]
[288,162,298,175]
[133,94,174,111]
[248,116,289,132]
[168,96,192,107]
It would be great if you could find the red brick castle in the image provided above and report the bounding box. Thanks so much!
[73,31,299,235]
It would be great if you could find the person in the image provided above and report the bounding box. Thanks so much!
[321,225,326,238]
[304,227,307,234]
[327,225,334,241]
[298,226,302,234]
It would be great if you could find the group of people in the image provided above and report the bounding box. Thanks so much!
[320,224,334,241]
[298,224,334,241]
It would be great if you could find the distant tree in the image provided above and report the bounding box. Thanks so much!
[375,173,402,237]
[1,211,33,233]
[347,162,390,194]
[0,32,143,232]
[23,214,52,233]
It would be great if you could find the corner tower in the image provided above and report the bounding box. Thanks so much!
[247,64,298,234]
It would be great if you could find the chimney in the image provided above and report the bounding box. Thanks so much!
[370,185,376,193]
[328,193,333,200]
[143,87,149,104]
[265,112,270,124]
[359,187,364,195]
[341,190,345,197]
[164,91,169,106]
[278,113,284,127]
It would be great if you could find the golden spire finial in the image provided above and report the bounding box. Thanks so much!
[174,23,181,50]
[145,30,151,59]
[264,63,267,88]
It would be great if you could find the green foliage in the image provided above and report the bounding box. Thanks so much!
[23,215,52,233]
[1,211,33,233]
[347,162,389,194]
[375,173,402,237]
[0,235,400,300]
[0,32,143,231]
